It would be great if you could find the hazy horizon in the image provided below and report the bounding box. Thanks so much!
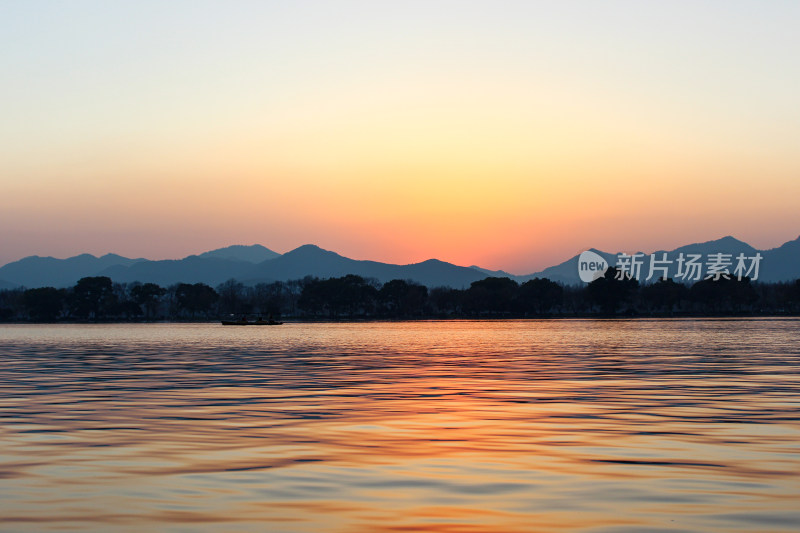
[2,232,798,279]
[2,1,799,272]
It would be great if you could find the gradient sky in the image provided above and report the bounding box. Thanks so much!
[1,1,799,273]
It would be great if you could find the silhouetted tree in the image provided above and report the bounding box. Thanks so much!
[788,280,800,313]
[587,267,639,315]
[24,287,65,321]
[690,276,757,313]
[298,277,325,316]
[175,283,218,318]
[330,275,378,317]
[284,279,304,315]
[464,277,518,315]
[517,278,563,315]
[252,281,290,318]
[428,287,463,316]
[4,271,800,322]
[0,289,24,321]
[640,278,688,314]
[72,276,115,319]
[299,275,378,318]
[562,285,591,315]
[217,279,247,315]
[378,279,428,317]
[131,282,166,319]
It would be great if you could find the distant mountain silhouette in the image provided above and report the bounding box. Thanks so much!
[0,253,144,288]
[197,244,280,263]
[758,236,800,282]
[469,265,519,278]
[669,235,756,257]
[520,248,618,285]
[240,245,487,288]
[98,256,256,287]
[1,235,799,289]
[523,235,800,284]
[0,244,489,288]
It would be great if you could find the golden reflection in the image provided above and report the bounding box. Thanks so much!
[1,320,799,532]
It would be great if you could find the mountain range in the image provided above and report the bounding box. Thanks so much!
[1,235,799,289]
[535,236,798,285]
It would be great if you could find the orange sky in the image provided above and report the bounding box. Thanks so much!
[2,2,799,273]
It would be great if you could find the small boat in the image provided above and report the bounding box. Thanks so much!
[221,316,283,326]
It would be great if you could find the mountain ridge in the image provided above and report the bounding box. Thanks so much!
[198,244,280,263]
[522,236,796,284]
[1,236,799,288]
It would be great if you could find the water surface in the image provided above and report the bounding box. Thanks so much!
[1,319,799,532]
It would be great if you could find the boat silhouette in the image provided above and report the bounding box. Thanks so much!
[221,316,283,326]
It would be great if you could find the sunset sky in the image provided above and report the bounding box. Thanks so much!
[2,1,798,273]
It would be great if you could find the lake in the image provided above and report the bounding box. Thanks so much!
[1,319,799,532]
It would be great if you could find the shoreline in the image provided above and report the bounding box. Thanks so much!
[3,313,800,325]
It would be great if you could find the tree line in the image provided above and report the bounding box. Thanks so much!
[1,268,799,322]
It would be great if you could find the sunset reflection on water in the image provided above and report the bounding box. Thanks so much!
[1,319,799,532]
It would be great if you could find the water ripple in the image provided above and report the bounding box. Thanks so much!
[1,319,799,532]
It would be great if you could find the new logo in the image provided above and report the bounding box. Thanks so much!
[578,250,609,283]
